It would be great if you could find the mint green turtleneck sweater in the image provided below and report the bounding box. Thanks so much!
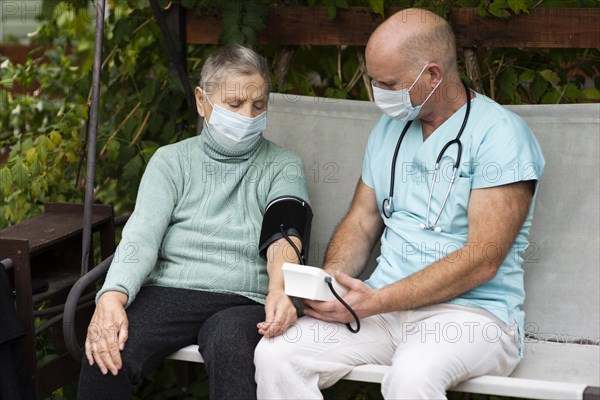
[97,131,310,308]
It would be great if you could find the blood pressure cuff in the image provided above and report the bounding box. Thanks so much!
[259,196,313,263]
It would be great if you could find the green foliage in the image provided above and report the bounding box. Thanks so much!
[475,47,600,104]
[0,54,88,224]
[0,0,199,227]
[221,0,267,45]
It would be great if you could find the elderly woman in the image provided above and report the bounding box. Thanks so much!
[78,43,311,400]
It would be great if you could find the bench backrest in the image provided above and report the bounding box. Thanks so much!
[264,94,600,344]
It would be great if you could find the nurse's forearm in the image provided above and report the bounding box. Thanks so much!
[323,180,384,277]
[374,244,498,313]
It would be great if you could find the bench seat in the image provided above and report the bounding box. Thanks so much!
[59,93,597,398]
[168,341,599,399]
[167,96,600,399]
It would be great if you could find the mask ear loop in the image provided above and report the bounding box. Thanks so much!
[203,91,216,125]
[407,64,430,92]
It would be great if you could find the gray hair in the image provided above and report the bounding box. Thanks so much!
[200,43,271,96]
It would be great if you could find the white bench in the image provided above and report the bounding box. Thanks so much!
[168,95,600,399]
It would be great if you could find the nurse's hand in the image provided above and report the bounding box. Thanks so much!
[85,291,129,376]
[303,271,382,323]
[258,289,297,338]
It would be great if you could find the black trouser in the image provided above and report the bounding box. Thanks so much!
[78,286,265,400]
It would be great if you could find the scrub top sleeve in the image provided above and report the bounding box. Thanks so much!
[361,118,383,189]
[471,114,545,191]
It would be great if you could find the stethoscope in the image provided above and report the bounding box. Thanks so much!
[382,80,471,233]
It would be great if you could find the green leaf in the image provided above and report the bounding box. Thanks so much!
[26,148,38,165]
[140,80,159,104]
[325,0,337,19]
[539,70,560,85]
[37,143,48,164]
[243,4,266,31]
[31,179,42,200]
[30,160,43,176]
[530,77,548,101]
[113,19,132,43]
[140,141,159,155]
[11,163,28,188]
[241,26,257,45]
[541,91,560,104]
[519,70,536,82]
[507,0,529,14]
[123,118,139,141]
[488,1,508,18]
[21,138,35,153]
[336,0,350,10]
[0,166,13,195]
[369,0,385,17]
[107,139,121,161]
[563,83,581,101]
[582,88,600,100]
[65,151,78,163]
[121,155,143,183]
[499,68,518,102]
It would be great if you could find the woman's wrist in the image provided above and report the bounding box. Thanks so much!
[267,287,286,296]
[98,290,128,306]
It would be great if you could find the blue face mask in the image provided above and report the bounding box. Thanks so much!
[372,64,442,122]
[205,95,267,151]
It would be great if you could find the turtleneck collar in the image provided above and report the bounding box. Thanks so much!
[200,123,263,161]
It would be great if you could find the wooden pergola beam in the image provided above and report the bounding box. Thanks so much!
[185,7,600,49]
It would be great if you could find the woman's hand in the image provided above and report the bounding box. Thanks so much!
[257,289,297,338]
[85,291,129,375]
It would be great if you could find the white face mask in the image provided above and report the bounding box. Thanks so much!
[372,64,442,122]
[205,95,267,151]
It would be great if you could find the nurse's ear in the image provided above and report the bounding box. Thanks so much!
[425,63,443,88]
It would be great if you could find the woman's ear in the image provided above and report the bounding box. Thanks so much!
[195,87,206,117]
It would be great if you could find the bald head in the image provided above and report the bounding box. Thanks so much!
[366,8,457,79]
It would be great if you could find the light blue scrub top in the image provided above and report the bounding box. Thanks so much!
[362,94,545,355]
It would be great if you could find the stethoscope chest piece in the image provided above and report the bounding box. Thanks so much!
[382,197,393,219]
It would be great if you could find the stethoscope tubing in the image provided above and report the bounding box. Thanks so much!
[383,80,472,229]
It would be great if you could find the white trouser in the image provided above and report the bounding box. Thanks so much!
[255,304,520,399]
